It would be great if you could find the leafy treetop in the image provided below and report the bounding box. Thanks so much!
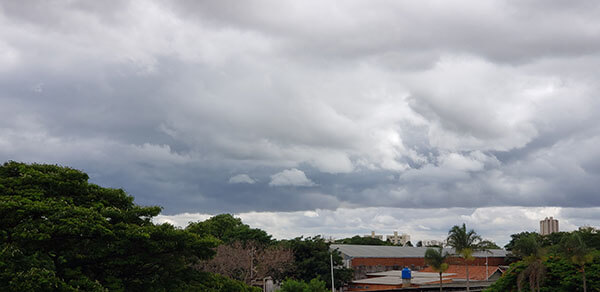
[0,161,257,292]
[186,214,272,246]
[334,235,394,246]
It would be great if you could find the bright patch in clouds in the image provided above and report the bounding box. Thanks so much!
[269,169,316,187]
[228,174,256,184]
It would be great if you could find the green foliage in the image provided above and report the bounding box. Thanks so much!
[510,233,547,292]
[447,223,483,254]
[425,247,450,273]
[186,214,272,246]
[425,247,450,291]
[512,233,545,259]
[189,272,262,292]
[506,230,600,255]
[334,235,393,246]
[479,240,501,250]
[278,278,328,292]
[561,233,594,266]
[447,223,484,292]
[486,260,527,292]
[281,236,353,289]
[0,161,257,291]
[505,232,541,251]
[577,227,600,250]
[486,249,600,292]
[560,232,595,291]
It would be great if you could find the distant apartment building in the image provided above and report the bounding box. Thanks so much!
[540,216,559,235]
[422,239,444,247]
[364,231,384,240]
[387,231,410,246]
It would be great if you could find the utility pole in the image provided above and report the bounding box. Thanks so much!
[485,254,489,280]
[330,253,335,292]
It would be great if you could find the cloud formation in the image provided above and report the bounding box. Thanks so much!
[155,206,600,246]
[269,169,316,187]
[228,174,256,184]
[2,1,600,240]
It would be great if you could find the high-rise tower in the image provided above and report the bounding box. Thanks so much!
[540,216,559,235]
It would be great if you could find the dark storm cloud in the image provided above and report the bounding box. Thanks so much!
[1,0,600,215]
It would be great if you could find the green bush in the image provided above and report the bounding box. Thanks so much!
[278,278,328,292]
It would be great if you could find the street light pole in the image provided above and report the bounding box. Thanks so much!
[485,254,489,280]
[331,253,335,292]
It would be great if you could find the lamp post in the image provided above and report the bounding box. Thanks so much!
[330,253,335,292]
[485,254,489,280]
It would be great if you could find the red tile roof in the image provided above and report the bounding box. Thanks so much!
[420,265,500,281]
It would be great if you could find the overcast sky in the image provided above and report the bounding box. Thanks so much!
[2,1,600,245]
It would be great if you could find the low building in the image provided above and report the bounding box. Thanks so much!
[364,231,384,240]
[331,244,508,280]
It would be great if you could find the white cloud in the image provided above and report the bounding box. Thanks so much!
[439,152,484,172]
[228,174,256,184]
[303,210,319,218]
[154,206,600,246]
[269,168,316,187]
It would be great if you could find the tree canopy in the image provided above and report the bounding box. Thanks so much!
[334,235,393,246]
[281,236,353,289]
[0,161,258,291]
[489,229,600,292]
[186,214,272,246]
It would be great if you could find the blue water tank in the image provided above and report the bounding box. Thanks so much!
[401,267,411,279]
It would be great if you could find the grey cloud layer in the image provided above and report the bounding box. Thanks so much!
[1,1,600,214]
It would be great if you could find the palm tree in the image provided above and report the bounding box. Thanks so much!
[561,233,594,292]
[512,233,546,292]
[446,223,482,292]
[424,247,450,292]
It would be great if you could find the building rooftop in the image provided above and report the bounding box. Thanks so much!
[352,266,502,287]
[353,271,456,285]
[421,265,502,281]
[330,244,507,258]
[367,270,456,278]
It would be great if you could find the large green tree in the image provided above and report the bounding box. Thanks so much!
[186,214,272,246]
[446,223,482,292]
[0,161,258,291]
[281,236,353,289]
[512,233,546,292]
[561,233,594,292]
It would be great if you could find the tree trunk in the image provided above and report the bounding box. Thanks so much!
[439,271,443,292]
[582,265,587,292]
[466,263,470,292]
